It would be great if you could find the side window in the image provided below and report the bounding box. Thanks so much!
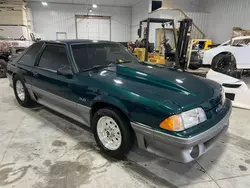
[71,44,89,70]
[38,45,69,71]
[18,42,44,66]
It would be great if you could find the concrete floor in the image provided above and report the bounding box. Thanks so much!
[1,78,250,188]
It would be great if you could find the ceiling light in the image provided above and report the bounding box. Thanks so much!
[92,4,97,8]
[89,9,92,12]
[42,2,48,6]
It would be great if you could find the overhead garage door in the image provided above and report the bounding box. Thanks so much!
[76,16,111,41]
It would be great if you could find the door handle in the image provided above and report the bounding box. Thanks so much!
[33,71,39,77]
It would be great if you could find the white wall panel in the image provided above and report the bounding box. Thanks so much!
[150,0,201,12]
[172,0,200,12]
[28,2,131,41]
[186,12,209,38]
[30,0,141,7]
[131,0,150,41]
[144,10,208,43]
[199,0,250,43]
[131,0,205,41]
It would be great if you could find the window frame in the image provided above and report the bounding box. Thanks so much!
[35,43,73,73]
[70,43,89,71]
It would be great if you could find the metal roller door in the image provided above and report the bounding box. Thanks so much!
[76,15,111,41]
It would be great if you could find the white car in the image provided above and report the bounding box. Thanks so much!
[202,36,250,75]
[207,69,250,110]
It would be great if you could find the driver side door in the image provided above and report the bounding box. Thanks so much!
[31,43,79,116]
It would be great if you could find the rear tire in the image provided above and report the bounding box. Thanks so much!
[92,108,134,159]
[13,75,33,107]
[0,60,7,78]
[211,54,236,76]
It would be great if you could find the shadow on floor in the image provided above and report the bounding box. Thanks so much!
[20,105,227,187]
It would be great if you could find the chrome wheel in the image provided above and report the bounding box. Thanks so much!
[16,80,25,101]
[97,116,122,151]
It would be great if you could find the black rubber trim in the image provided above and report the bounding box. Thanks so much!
[225,93,235,101]
[222,83,241,88]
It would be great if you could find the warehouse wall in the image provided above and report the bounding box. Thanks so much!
[172,0,201,12]
[28,2,131,41]
[199,0,250,43]
[131,0,204,41]
[186,12,209,38]
[131,0,207,42]
[131,0,150,41]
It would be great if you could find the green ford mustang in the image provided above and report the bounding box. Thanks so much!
[7,40,232,163]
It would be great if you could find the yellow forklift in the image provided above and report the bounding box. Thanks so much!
[132,18,178,65]
[132,18,193,70]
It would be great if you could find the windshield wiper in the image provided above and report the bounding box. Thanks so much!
[80,60,132,72]
[81,63,120,72]
[81,65,110,72]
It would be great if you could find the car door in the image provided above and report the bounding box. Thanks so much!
[31,43,80,117]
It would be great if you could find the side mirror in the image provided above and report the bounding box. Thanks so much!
[57,65,73,78]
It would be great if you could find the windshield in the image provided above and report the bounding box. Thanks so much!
[232,39,250,46]
[71,43,139,71]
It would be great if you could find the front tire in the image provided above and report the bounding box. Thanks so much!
[13,75,33,107]
[92,108,134,159]
[211,54,236,76]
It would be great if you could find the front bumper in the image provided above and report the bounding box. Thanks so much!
[132,101,232,163]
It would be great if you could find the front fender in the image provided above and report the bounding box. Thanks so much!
[91,94,131,119]
[203,46,233,65]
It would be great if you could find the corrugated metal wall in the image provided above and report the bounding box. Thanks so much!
[199,0,250,43]
[131,0,150,41]
[172,0,201,12]
[131,0,208,42]
[186,12,209,38]
[28,2,131,41]
[147,10,208,41]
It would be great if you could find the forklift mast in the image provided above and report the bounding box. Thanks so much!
[137,18,193,70]
[137,18,177,62]
[176,18,193,70]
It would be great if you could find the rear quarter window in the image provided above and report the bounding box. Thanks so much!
[18,42,44,66]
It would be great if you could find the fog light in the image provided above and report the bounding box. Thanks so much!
[190,145,200,159]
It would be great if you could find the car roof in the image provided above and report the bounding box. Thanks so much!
[40,39,118,45]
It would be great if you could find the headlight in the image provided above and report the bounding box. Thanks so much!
[160,108,207,131]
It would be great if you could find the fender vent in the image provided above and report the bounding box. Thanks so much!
[222,83,241,88]
[225,93,235,101]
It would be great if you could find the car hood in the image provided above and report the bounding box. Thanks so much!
[88,63,222,112]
